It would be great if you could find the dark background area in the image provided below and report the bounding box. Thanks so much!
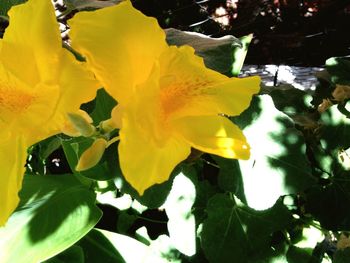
[132,0,350,66]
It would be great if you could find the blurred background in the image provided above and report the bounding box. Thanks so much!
[131,0,350,66]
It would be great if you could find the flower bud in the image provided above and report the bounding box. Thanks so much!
[76,138,108,171]
[100,118,116,133]
[63,111,95,137]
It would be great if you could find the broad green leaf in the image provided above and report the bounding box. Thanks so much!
[235,95,315,209]
[214,156,247,204]
[286,246,313,263]
[165,28,241,75]
[119,165,186,208]
[0,174,102,263]
[44,245,84,263]
[305,172,350,230]
[0,0,26,16]
[164,173,196,256]
[81,228,169,262]
[201,194,292,263]
[269,86,313,117]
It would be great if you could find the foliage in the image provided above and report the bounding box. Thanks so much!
[1,1,350,263]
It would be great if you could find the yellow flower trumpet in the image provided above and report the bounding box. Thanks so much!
[69,1,260,194]
[0,0,98,226]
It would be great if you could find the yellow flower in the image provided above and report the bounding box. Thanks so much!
[69,1,260,194]
[0,0,98,226]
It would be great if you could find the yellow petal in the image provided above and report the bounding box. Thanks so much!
[1,0,62,85]
[42,50,99,137]
[159,46,260,119]
[69,0,167,103]
[0,136,27,226]
[0,65,59,144]
[76,138,108,171]
[119,122,190,195]
[172,115,250,160]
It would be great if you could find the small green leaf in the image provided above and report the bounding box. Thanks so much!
[0,174,101,263]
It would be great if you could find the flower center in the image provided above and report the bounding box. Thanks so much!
[0,82,36,119]
[160,75,214,118]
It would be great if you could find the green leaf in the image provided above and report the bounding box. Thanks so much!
[44,245,84,263]
[320,105,350,151]
[305,172,350,230]
[269,86,313,117]
[90,88,117,126]
[0,174,102,263]
[165,28,241,75]
[119,165,187,208]
[79,228,168,262]
[326,57,350,85]
[231,34,253,77]
[234,95,315,209]
[0,0,26,16]
[214,157,247,204]
[201,194,292,263]
[60,137,120,181]
[286,246,312,263]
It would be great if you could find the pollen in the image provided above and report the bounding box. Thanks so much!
[0,84,35,114]
[160,76,214,117]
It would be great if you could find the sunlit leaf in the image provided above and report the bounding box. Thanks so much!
[234,95,315,209]
[0,174,101,263]
[164,172,196,256]
[231,34,252,77]
[320,105,350,151]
